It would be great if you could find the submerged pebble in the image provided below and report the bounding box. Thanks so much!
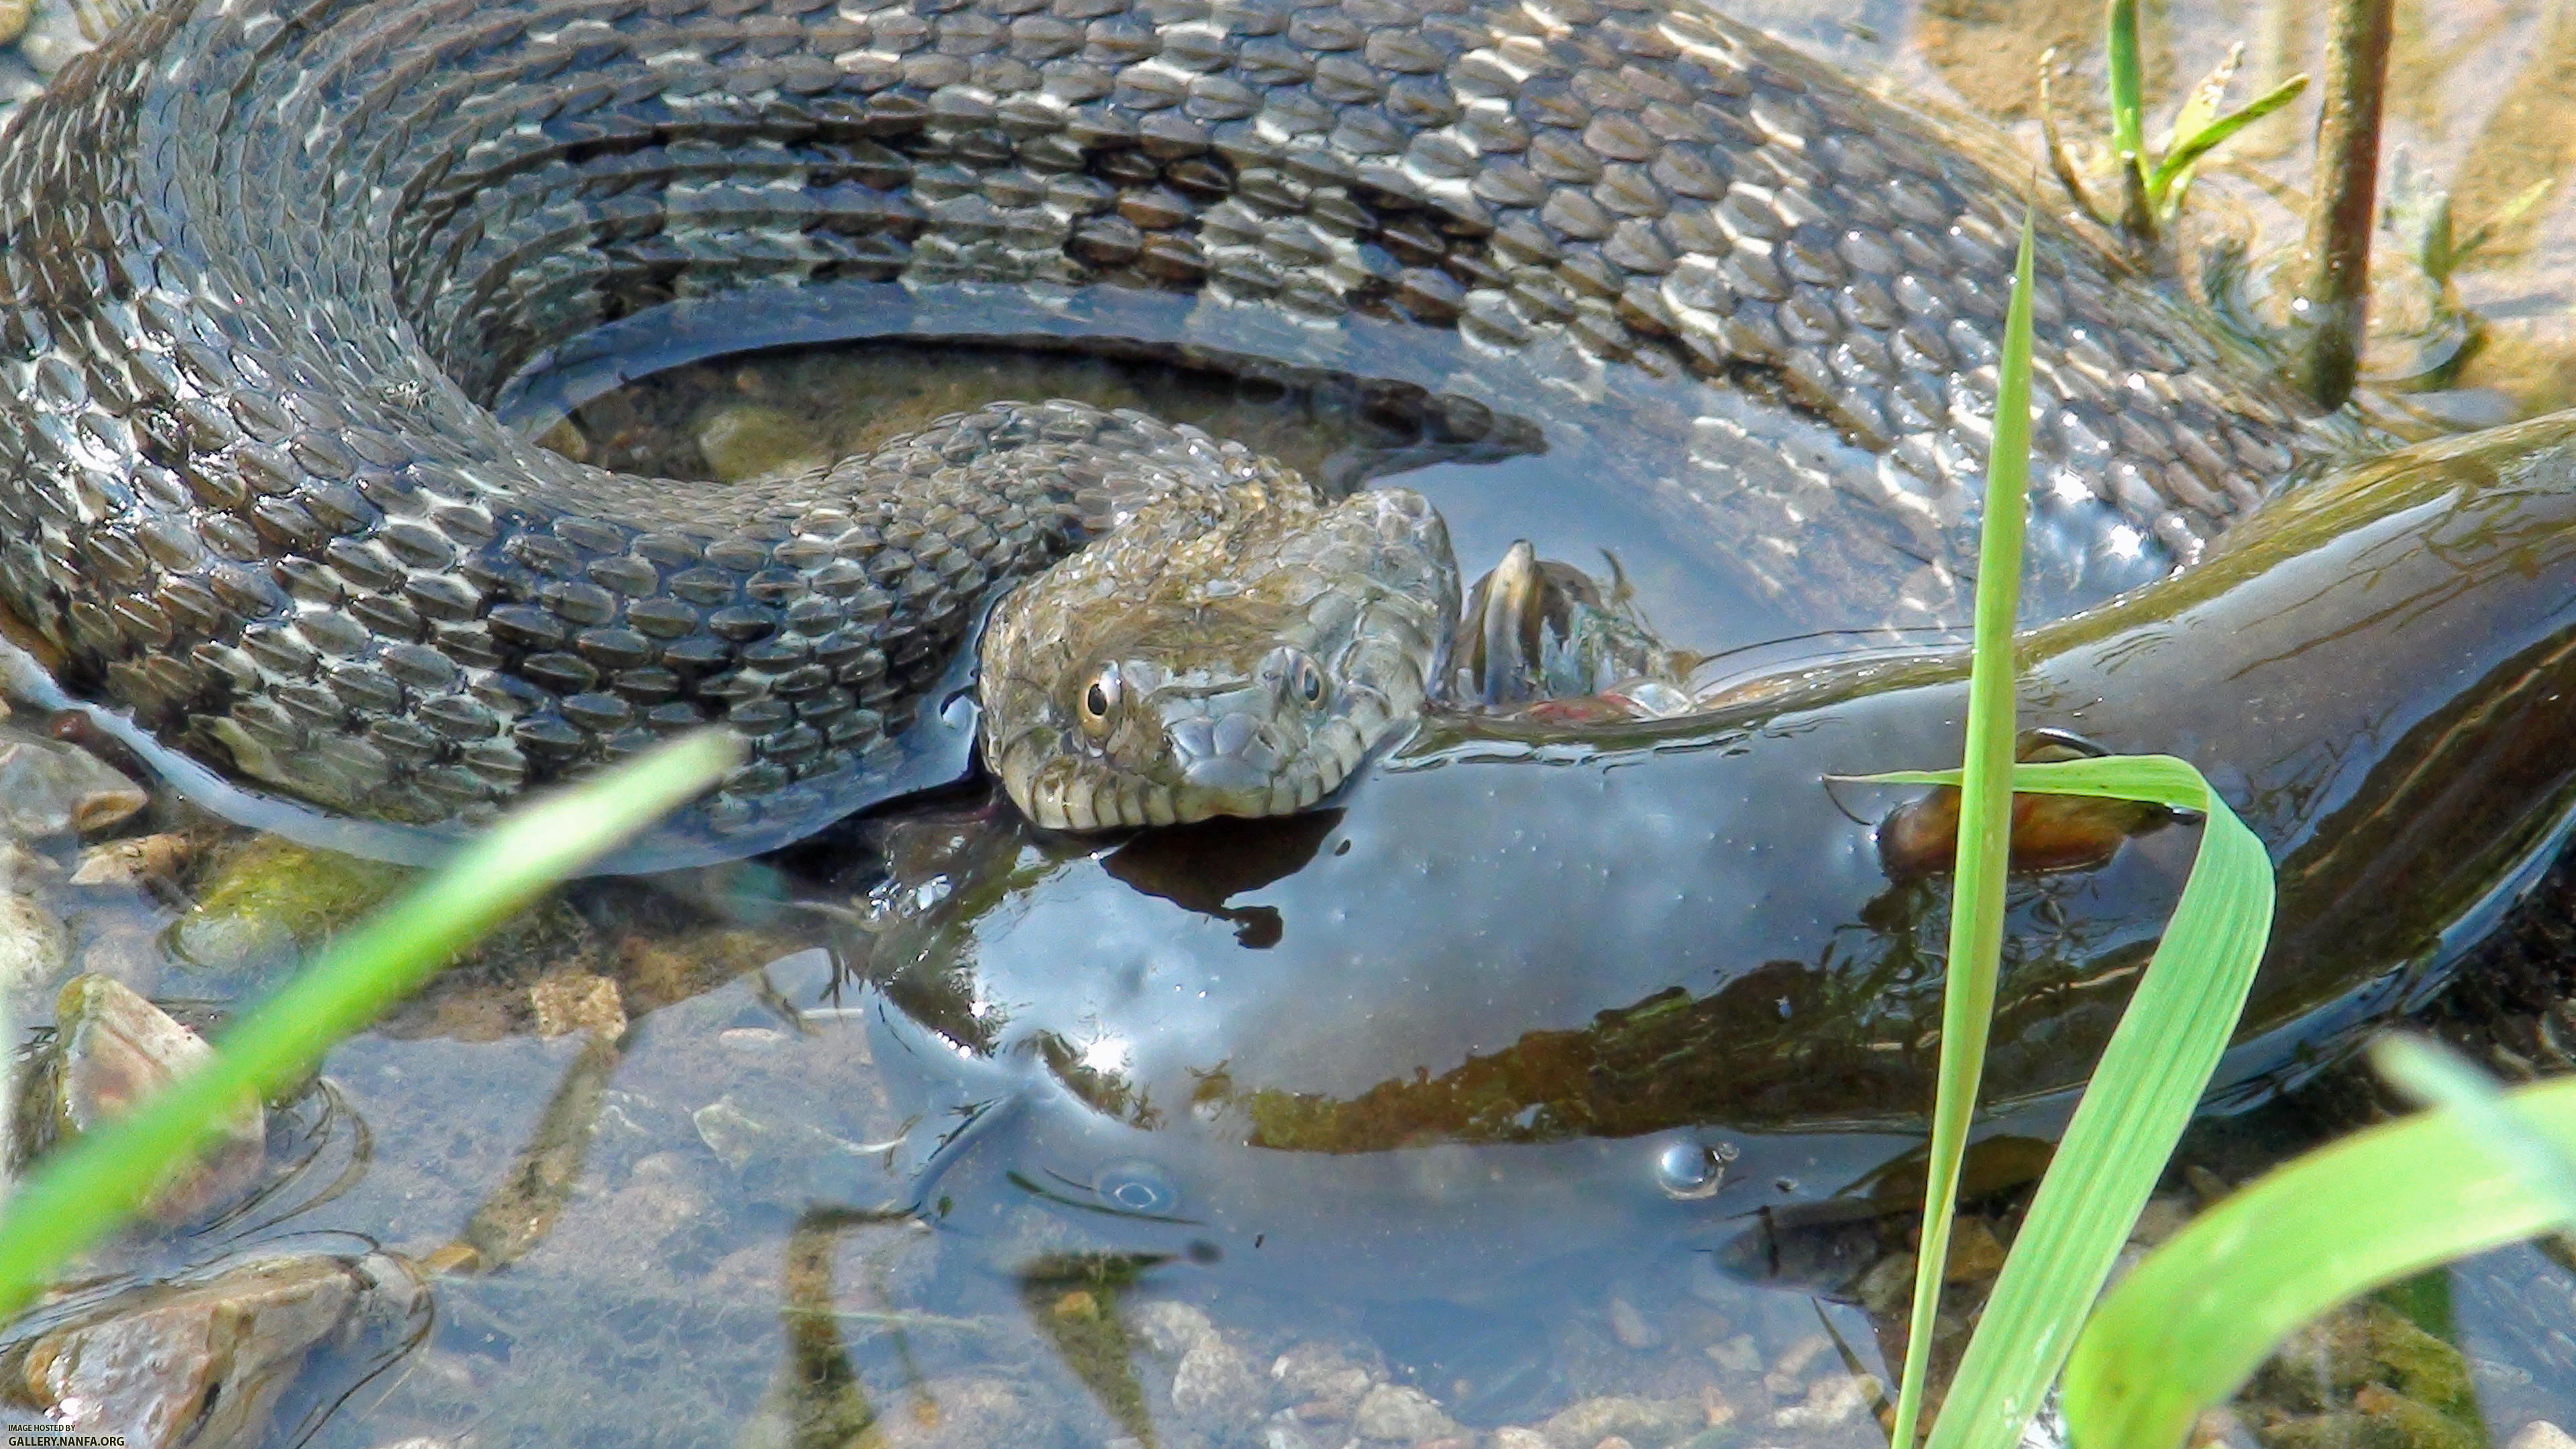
[1272,1340,1377,1419]
[169,835,413,973]
[696,405,828,483]
[1354,1384,1460,1442]
[528,971,625,1038]
[1538,1394,1704,1449]
[9,0,89,73]
[0,735,144,839]
[2512,1424,2576,1449]
[1770,1373,1880,1430]
[0,887,68,1008]
[1171,1333,1267,1426]
[1704,1335,1762,1375]
[1129,1303,1266,1428]
[69,832,199,890]
[0,1252,404,1449]
[11,973,264,1223]
[1607,1293,1662,1350]
[2245,1300,2483,1449]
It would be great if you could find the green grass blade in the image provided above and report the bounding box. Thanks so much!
[1884,204,2039,1449]
[2159,44,2243,159]
[2371,1036,2576,1221]
[2147,74,2311,214]
[1925,759,2273,1449]
[2105,0,2145,162]
[0,731,741,1322]
[2063,1076,2576,1448]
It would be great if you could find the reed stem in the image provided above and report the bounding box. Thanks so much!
[2294,0,2394,409]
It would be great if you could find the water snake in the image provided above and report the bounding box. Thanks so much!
[846,413,2576,1293]
[0,0,2323,862]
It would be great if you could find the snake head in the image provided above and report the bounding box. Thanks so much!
[980,488,1458,830]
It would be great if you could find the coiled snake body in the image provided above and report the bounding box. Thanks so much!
[0,0,2318,861]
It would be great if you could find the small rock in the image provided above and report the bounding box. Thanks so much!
[1592,1438,1635,1449]
[1354,1384,1460,1442]
[0,0,30,50]
[0,888,70,1004]
[1698,1385,1735,1428]
[2129,1195,2192,1246]
[0,1253,368,1449]
[2183,1165,2233,1205]
[70,833,197,890]
[1171,1337,1267,1426]
[865,1376,1041,1449]
[170,836,413,973]
[532,417,591,464]
[1135,1300,1219,1357]
[2510,1424,2576,1449]
[529,973,625,1038]
[1703,1335,1762,1375]
[1273,1342,1375,1415]
[1945,1220,2008,1283]
[1263,1417,1329,1449]
[1771,1373,1880,1429]
[1607,1294,1662,1350]
[1540,1395,1704,1449]
[1772,1333,1832,1378]
[1856,1252,1916,1316]
[13,974,264,1224]
[1494,1429,1552,1449]
[0,839,59,885]
[0,737,145,838]
[13,0,95,74]
[2190,1407,2257,1449]
[697,405,827,483]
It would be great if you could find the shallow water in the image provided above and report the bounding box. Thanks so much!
[9,1,2576,1446]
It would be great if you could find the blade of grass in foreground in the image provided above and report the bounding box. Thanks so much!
[2063,1073,2576,1448]
[1881,204,2038,1449]
[1870,198,2279,1448]
[1860,757,2274,1449]
[2375,1034,2576,1213]
[0,731,741,1322]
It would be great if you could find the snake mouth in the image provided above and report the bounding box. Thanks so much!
[1008,705,1371,831]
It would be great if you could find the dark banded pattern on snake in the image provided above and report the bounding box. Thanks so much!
[0,0,2320,861]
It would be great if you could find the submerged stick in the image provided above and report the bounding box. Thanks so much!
[2294,0,2394,409]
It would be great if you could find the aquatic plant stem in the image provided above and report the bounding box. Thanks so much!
[2295,0,2394,409]
[0,732,739,1324]
[2103,0,2153,239]
[1886,209,2038,1449]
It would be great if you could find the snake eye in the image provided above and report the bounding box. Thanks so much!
[1290,653,1327,707]
[1077,664,1121,737]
